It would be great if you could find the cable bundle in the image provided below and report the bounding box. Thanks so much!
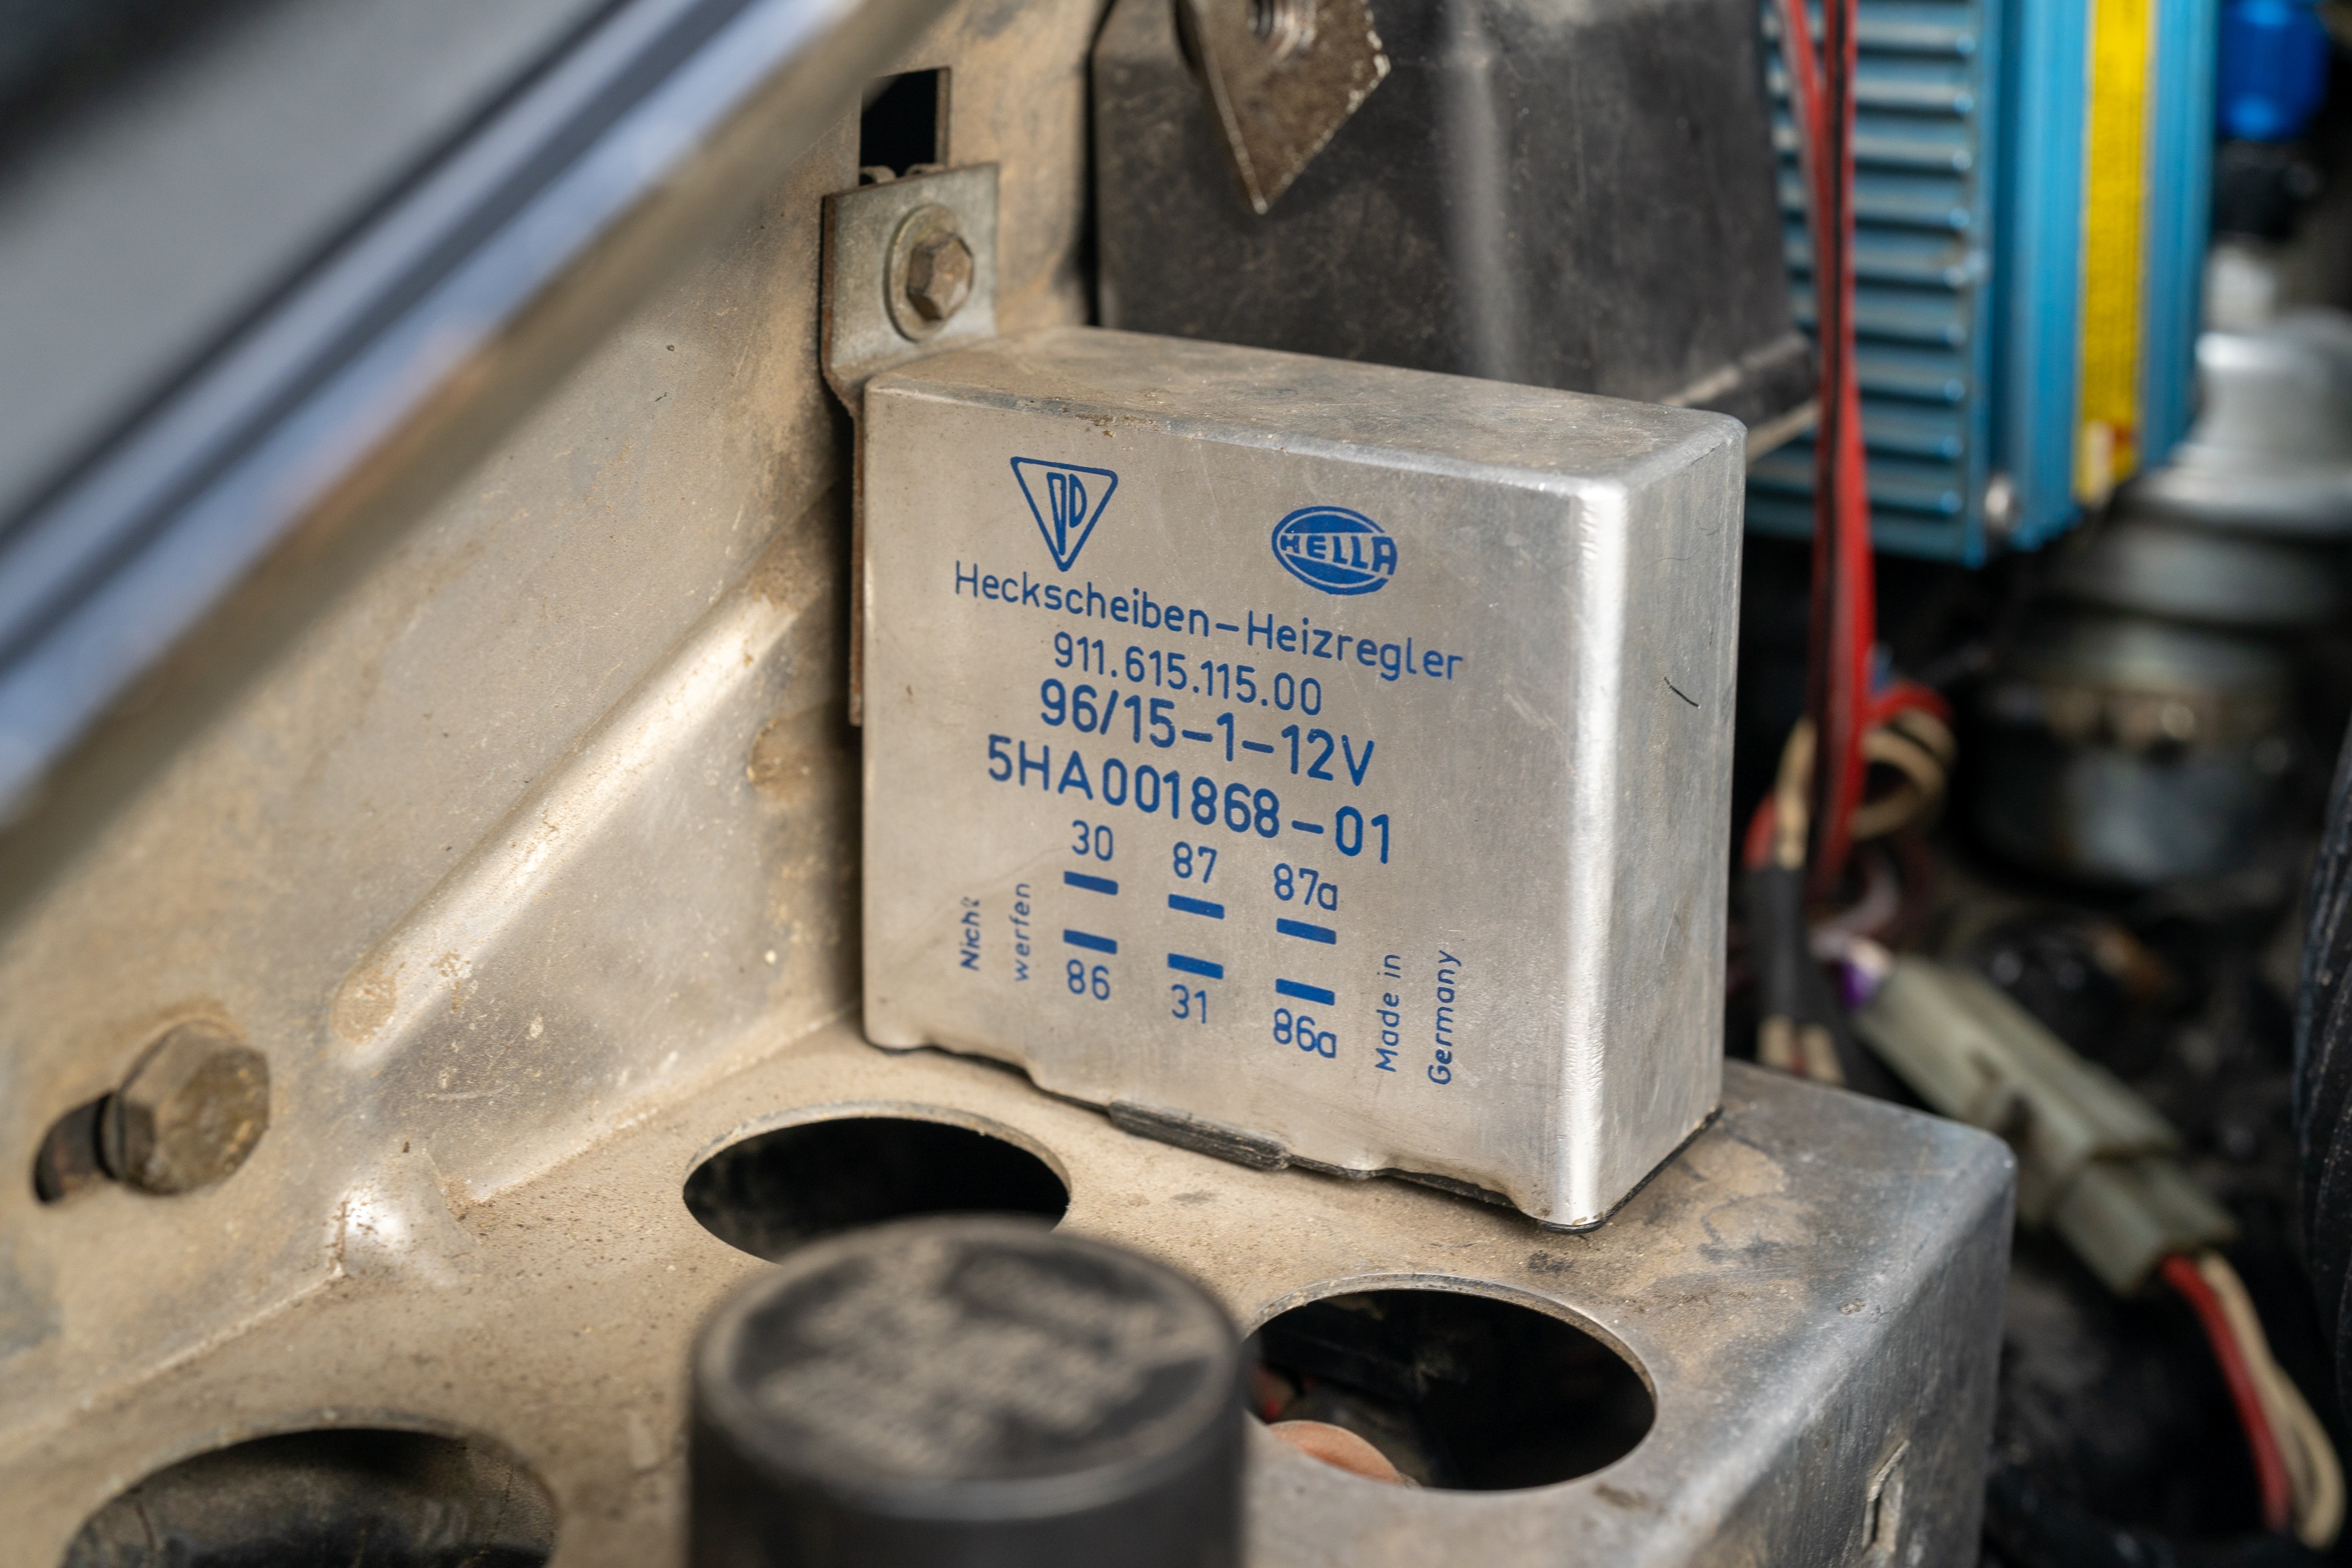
[1750,0,1955,1076]
[2164,1252,2343,1547]
[1767,0,2346,1543]
[1770,0,1871,901]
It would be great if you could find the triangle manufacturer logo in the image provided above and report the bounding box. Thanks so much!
[1011,457,1120,572]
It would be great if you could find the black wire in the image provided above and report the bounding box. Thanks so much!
[1742,862,1902,1096]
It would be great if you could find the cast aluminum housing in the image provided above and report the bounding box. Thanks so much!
[861,326,1743,1227]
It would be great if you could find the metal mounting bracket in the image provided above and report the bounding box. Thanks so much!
[821,162,998,723]
[1176,0,1388,215]
[821,163,999,408]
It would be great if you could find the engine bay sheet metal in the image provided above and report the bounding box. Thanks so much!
[860,326,1744,1225]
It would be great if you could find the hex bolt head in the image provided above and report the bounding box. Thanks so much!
[904,232,974,323]
[101,1022,269,1195]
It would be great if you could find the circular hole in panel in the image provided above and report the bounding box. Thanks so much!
[1247,0,1315,54]
[683,1114,1068,1262]
[1248,1286,1653,1490]
[63,1427,555,1567]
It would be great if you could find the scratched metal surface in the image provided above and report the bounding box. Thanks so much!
[0,1045,2009,1567]
[0,0,1104,1530]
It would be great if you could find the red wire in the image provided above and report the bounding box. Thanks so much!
[1777,0,1889,903]
[2161,1253,2294,1534]
[1861,677,1950,731]
[1776,0,1834,901]
[1811,0,1874,902]
[1779,0,1875,902]
[1775,0,1826,184]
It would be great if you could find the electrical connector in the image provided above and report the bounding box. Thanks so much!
[1855,957,2234,1293]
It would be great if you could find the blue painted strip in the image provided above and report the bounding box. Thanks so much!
[1168,953,1224,979]
[1063,870,1118,895]
[1290,820,1324,834]
[1168,894,1225,919]
[1277,918,1337,944]
[1276,979,1335,1005]
[1241,740,1274,753]
[1064,930,1117,954]
[1181,728,1214,742]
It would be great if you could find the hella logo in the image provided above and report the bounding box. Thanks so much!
[1271,506,1396,596]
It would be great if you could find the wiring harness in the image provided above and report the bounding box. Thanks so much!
[1763,0,2343,1543]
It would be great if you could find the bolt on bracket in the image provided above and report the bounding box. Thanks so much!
[822,163,999,407]
[821,163,999,725]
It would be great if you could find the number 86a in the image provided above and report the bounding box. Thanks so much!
[1272,1007,1335,1058]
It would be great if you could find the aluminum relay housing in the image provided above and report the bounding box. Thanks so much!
[860,327,1743,1227]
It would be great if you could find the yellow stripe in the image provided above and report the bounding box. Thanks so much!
[2076,0,2155,504]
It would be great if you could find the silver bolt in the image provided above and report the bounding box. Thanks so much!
[101,1021,269,1194]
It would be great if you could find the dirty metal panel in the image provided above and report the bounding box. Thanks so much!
[0,0,1110,1462]
[0,1055,2013,1568]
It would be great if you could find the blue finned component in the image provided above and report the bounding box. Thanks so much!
[1168,894,1225,918]
[1748,0,2213,562]
[1276,918,1337,944]
[1063,929,1117,954]
[1276,979,1335,1005]
[2218,0,2330,140]
[1751,0,2005,564]
[1063,870,1118,895]
[1994,0,2083,556]
[1168,953,1224,979]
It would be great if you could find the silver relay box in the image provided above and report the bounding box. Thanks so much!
[860,327,1743,1227]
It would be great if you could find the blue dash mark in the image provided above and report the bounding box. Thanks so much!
[1063,870,1118,895]
[1064,930,1118,955]
[1168,894,1225,918]
[1290,820,1325,834]
[1276,979,1335,1005]
[1242,740,1274,754]
[1277,918,1336,944]
[1181,728,1215,743]
[1168,953,1224,979]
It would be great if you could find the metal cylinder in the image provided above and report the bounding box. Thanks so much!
[1972,612,2295,884]
[690,1215,1244,1568]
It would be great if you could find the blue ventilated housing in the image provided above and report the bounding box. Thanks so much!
[1746,0,2217,563]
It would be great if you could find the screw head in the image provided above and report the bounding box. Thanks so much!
[905,232,974,323]
[102,1022,269,1195]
